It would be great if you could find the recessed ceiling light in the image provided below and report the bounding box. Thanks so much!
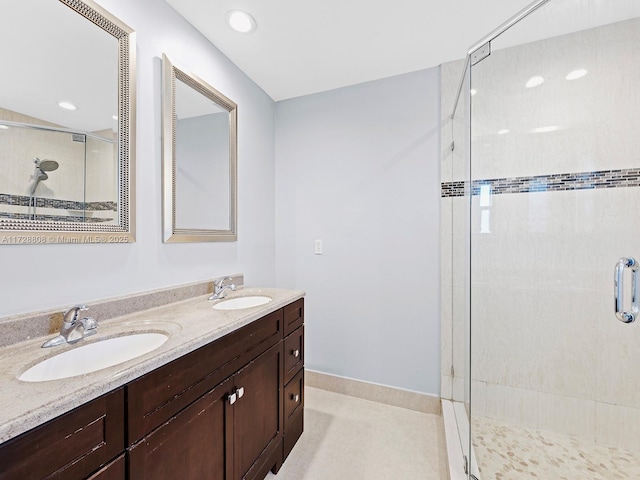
[497,129,509,135]
[525,76,545,88]
[58,101,77,111]
[112,115,118,120]
[0,125,8,130]
[470,89,477,96]
[566,69,587,80]
[226,10,257,33]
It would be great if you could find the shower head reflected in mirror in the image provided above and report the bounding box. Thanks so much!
[28,158,60,216]
[34,157,59,172]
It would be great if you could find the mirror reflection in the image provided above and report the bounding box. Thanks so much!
[174,79,230,231]
[0,0,135,244]
[162,54,237,242]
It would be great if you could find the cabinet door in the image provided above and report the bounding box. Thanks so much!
[232,341,283,480]
[0,389,124,480]
[128,376,234,480]
[86,454,125,480]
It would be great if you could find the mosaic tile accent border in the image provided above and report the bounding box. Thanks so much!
[0,193,117,211]
[441,168,640,198]
[0,212,113,223]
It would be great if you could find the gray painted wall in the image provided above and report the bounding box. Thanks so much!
[2,0,443,398]
[275,69,442,395]
[0,0,276,316]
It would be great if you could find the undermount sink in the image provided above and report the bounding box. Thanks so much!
[19,332,169,382]
[212,296,272,311]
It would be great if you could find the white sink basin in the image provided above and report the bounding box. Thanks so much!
[19,333,169,382]
[212,296,272,310]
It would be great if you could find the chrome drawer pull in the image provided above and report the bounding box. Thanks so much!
[236,386,245,399]
[228,392,237,405]
[291,394,300,403]
[291,349,300,358]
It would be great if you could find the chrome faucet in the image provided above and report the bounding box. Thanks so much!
[209,277,236,301]
[42,304,98,348]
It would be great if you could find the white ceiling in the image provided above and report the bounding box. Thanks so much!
[165,0,537,101]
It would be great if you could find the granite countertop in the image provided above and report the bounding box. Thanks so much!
[0,287,305,443]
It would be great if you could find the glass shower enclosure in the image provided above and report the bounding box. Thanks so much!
[444,0,640,478]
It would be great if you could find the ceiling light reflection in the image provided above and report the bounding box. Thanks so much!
[532,125,561,133]
[566,69,587,80]
[58,101,77,110]
[525,76,544,88]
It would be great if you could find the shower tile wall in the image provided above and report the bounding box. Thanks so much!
[446,16,640,452]
[0,107,117,221]
[0,108,84,200]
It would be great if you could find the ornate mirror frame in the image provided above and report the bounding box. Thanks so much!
[0,0,135,245]
[162,54,238,243]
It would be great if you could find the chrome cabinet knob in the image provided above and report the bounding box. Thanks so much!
[291,394,300,403]
[236,386,245,399]
[291,349,300,358]
[228,392,237,405]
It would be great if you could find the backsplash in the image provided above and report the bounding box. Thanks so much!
[0,274,243,348]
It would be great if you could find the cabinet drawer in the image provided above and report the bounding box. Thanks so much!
[283,325,304,385]
[284,369,304,422]
[0,388,124,480]
[128,308,283,443]
[283,408,303,462]
[283,299,304,336]
[283,369,304,462]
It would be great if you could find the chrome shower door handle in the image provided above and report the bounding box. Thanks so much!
[614,256,639,323]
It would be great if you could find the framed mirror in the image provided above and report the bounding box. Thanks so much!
[0,0,135,245]
[162,54,237,243]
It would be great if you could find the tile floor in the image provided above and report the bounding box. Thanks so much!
[472,417,640,480]
[267,387,449,480]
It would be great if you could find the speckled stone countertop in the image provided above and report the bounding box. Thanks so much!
[0,286,304,444]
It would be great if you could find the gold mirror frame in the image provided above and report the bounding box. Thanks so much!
[162,54,238,243]
[0,0,135,245]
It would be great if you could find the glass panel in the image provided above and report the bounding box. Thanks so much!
[470,0,640,478]
[85,134,118,224]
[442,57,473,478]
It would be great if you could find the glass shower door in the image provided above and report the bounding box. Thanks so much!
[468,1,640,478]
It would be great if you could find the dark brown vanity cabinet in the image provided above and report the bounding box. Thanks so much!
[282,299,305,462]
[0,298,304,480]
[129,341,283,480]
[128,307,285,480]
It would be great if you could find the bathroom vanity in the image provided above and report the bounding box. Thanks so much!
[0,290,304,480]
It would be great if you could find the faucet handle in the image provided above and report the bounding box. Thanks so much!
[214,276,233,287]
[81,317,98,330]
[63,304,88,324]
[81,317,98,337]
